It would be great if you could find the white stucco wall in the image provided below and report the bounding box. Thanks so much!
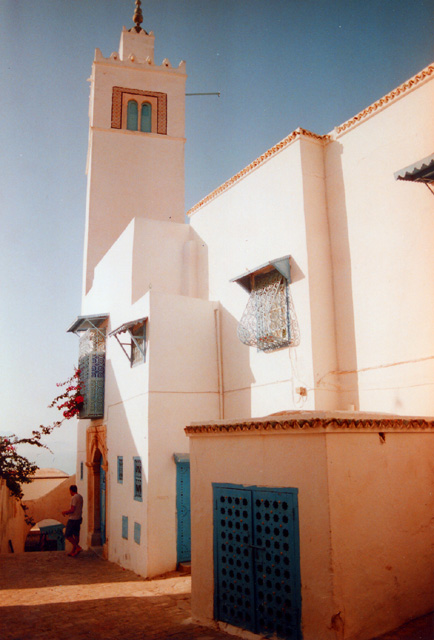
[83,40,186,293]
[325,74,434,415]
[77,214,219,576]
[189,135,339,419]
[189,70,434,418]
[146,291,219,575]
[189,430,335,640]
[327,431,434,640]
[187,415,434,640]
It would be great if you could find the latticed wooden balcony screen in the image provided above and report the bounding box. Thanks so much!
[78,328,106,418]
[237,270,299,351]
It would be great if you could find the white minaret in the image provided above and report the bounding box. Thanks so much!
[83,1,187,292]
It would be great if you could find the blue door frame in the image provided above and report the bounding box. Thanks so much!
[174,453,191,563]
[213,483,301,640]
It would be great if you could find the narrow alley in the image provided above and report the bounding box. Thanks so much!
[0,551,232,640]
[0,551,432,640]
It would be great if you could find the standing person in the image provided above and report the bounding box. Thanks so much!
[62,484,83,557]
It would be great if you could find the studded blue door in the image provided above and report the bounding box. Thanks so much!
[174,454,191,563]
[100,457,106,545]
[214,484,301,640]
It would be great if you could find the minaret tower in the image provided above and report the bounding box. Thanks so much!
[83,1,187,292]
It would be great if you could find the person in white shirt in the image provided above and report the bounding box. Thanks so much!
[62,485,83,557]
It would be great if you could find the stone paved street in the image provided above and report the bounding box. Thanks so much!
[0,551,232,640]
[0,551,432,640]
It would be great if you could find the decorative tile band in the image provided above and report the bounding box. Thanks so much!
[111,86,167,134]
[185,417,434,435]
[187,128,330,216]
[335,63,434,134]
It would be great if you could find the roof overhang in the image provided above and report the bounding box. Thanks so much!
[66,314,109,336]
[109,317,147,363]
[394,153,434,183]
[173,453,190,464]
[230,255,291,292]
[108,317,147,337]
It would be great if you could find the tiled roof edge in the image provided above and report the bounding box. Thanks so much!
[185,417,434,435]
[187,62,434,217]
[333,62,434,136]
[187,127,329,216]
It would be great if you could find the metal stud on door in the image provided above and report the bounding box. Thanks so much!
[175,457,191,563]
[253,489,300,639]
[214,484,301,640]
[214,486,255,633]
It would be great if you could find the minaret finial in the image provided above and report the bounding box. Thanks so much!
[131,0,147,34]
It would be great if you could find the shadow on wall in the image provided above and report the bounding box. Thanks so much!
[325,141,359,410]
[218,302,254,420]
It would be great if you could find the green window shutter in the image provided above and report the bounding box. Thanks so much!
[133,457,142,501]
[117,456,123,483]
[134,522,141,544]
[127,100,138,130]
[78,328,106,418]
[140,102,152,132]
[122,516,128,539]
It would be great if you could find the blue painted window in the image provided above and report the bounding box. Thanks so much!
[140,102,152,132]
[78,328,106,418]
[134,522,141,544]
[80,461,83,480]
[117,456,123,483]
[122,516,128,539]
[133,457,142,501]
[127,100,138,130]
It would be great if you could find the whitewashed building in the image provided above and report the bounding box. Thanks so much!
[68,5,434,639]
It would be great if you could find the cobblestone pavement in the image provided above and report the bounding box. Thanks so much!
[0,551,432,640]
[0,551,232,640]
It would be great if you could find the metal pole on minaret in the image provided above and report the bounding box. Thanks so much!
[131,0,147,34]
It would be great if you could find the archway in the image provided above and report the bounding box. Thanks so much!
[86,424,108,549]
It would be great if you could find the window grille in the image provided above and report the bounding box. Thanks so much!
[117,456,123,484]
[78,327,106,418]
[238,270,299,351]
[133,457,142,501]
[122,516,128,539]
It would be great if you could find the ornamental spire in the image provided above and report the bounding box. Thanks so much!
[130,0,147,34]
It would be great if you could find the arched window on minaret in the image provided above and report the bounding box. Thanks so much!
[127,99,139,130]
[140,102,152,133]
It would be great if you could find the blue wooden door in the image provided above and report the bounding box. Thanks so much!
[174,454,191,563]
[100,457,106,545]
[214,484,301,640]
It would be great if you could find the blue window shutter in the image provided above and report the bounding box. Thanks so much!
[122,516,128,539]
[133,457,142,501]
[79,328,106,418]
[117,456,123,483]
[127,100,138,130]
[140,102,152,132]
[134,522,141,544]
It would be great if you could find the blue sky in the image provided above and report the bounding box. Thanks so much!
[1,0,433,473]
